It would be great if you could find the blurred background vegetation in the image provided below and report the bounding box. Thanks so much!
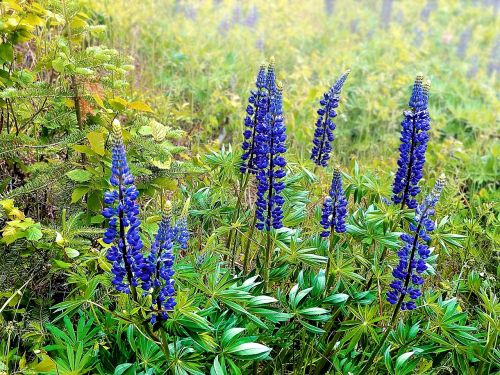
[96,0,499,199]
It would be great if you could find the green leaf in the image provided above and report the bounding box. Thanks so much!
[66,169,93,182]
[395,352,415,372]
[324,293,349,305]
[0,43,14,62]
[65,247,80,258]
[114,363,134,375]
[221,328,245,347]
[75,67,94,76]
[211,356,226,375]
[25,224,43,241]
[226,342,271,360]
[53,259,72,269]
[52,57,67,73]
[71,187,89,203]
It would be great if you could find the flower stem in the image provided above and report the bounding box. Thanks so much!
[263,229,272,293]
[118,178,137,301]
[226,172,250,256]
[325,226,336,290]
[400,109,417,210]
[360,217,425,373]
[243,211,258,273]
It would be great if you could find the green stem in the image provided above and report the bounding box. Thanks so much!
[226,172,250,256]
[313,328,343,375]
[477,322,495,375]
[263,230,272,293]
[359,305,401,374]
[243,211,258,273]
[325,227,336,291]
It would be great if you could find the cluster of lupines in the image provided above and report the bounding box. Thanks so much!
[387,174,446,310]
[391,74,431,209]
[254,66,287,231]
[240,63,268,174]
[102,120,147,294]
[320,168,348,237]
[102,120,189,322]
[310,70,350,167]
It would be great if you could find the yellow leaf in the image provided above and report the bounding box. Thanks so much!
[6,1,22,11]
[10,208,25,220]
[69,15,87,29]
[24,14,45,27]
[92,93,105,109]
[108,97,128,111]
[32,355,56,372]
[151,119,166,142]
[64,98,75,108]
[151,157,172,169]
[87,131,105,155]
[55,231,64,247]
[98,256,112,272]
[128,100,153,112]
[0,199,15,213]
[152,177,177,190]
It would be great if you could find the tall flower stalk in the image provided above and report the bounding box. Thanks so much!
[361,174,446,372]
[254,78,287,291]
[320,168,348,287]
[227,61,273,257]
[102,119,147,300]
[391,75,431,209]
[310,69,350,169]
[144,203,176,324]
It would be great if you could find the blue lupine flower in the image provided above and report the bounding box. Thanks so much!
[320,168,348,237]
[175,217,189,249]
[310,70,350,168]
[241,63,268,174]
[255,63,287,231]
[146,213,176,322]
[103,120,149,294]
[387,174,446,311]
[391,75,431,209]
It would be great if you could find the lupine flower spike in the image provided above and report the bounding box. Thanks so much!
[102,119,147,295]
[311,69,350,167]
[320,168,348,237]
[255,78,287,231]
[145,202,176,324]
[387,174,446,311]
[174,217,189,249]
[392,75,431,209]
[241,63,268,174]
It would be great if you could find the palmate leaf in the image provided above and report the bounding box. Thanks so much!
[196,267,290,328]
[347,206,402,249]
[276,243,327,268]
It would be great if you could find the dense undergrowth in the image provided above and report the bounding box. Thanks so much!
[0,0,498,374]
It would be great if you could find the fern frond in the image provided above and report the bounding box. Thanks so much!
[1,163,71,199]
[128,135,172,162]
